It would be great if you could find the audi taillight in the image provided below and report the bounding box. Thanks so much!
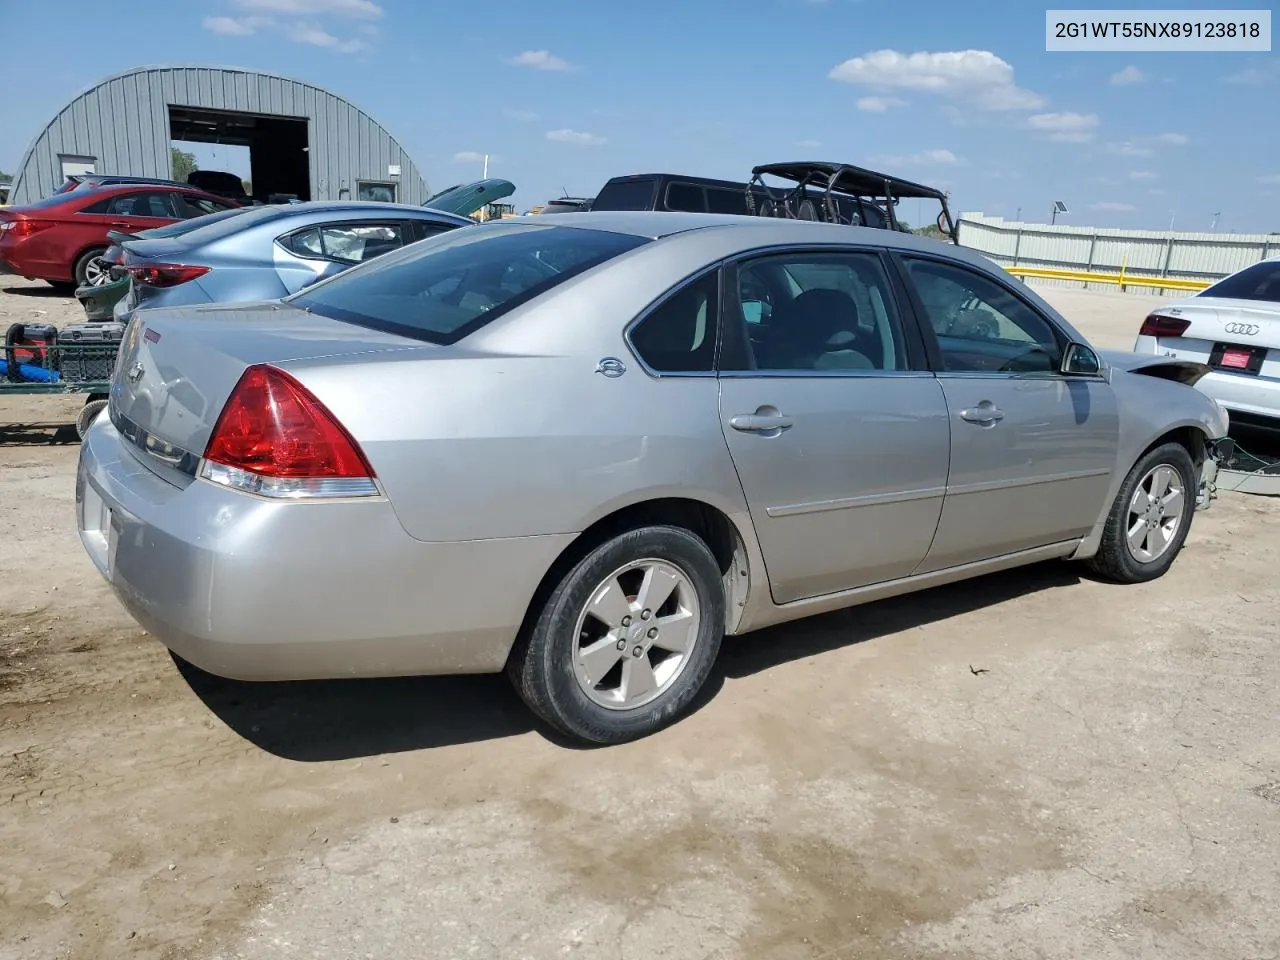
[200,364,378,499]
[0,219,55,238]
[126,263,210,287]
[1138,313,1191,338]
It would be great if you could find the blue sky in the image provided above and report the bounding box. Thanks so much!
[1,0,1276,231]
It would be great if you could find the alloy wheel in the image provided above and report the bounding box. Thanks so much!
[572,558,701,710]
[1126,464,1185,563]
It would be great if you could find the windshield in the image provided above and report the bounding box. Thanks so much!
[1200,260,1280,303]
[291,223,649,344]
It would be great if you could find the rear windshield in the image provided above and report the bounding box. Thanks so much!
[1200,260,1280,303]
[291,223,649,344]
[136,206,252,239]
[591,178,659,211]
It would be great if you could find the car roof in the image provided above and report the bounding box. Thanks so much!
[503,209,1005,274]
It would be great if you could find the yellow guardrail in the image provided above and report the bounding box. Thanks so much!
[1005,264,1211,293]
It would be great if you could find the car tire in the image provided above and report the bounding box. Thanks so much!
[76,398,108,439]
[507,525,726,745]
[1085,441,1197,584]
[73,247,107,288]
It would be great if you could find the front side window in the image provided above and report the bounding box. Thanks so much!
[722,251,910,372]
[903,257,1062,373]
[292,224,649,345]
[628,271,718,373]
[174,193,238,218]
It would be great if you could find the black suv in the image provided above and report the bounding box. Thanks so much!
[590,172,889,228]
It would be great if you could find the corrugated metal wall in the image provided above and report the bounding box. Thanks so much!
[9,65,428,205]
[959,213,1278,293]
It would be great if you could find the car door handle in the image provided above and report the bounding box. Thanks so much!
[960,404,1005,425]
[110,221,132,228]
[730,413,794,432]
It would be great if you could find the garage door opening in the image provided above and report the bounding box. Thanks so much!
[168,105,311,203]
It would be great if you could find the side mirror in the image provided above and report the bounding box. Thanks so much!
[1061,341,1101,376]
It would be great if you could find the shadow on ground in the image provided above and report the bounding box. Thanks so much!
[0,423,78,445]
[181,560,1081,762]
[1,284,69,299]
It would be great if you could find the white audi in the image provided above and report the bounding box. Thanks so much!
[1134,257,1280,429]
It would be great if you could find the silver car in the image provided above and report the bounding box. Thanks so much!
[76,212,1233,744]
[112,201,473,324]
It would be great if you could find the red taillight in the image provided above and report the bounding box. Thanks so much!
[201,365,377,499]
[126,263,210,287]
[1138,313,1191,338]
[0,219,55,239]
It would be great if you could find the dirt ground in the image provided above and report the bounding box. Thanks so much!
[1,277,1277,960]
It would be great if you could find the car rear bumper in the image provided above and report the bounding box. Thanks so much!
[75,415,573,681]
[1193,370,1280,423]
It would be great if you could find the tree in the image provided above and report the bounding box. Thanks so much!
[171,148,197,182]
[0,169,11,181]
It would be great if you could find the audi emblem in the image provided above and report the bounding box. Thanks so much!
[1224,322,1260,336]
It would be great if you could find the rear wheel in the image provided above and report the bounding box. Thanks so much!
[73,247,107,288]
[1085,441,1197,583]
[507,525,725,744]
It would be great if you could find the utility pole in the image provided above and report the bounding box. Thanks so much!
[483,154,489,179]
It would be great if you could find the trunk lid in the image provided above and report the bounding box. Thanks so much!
[1157,296,1280,350]
[109,300,431,487]
[1150,296,1280,381]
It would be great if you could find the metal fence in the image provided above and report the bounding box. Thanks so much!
[957,212,1279,294]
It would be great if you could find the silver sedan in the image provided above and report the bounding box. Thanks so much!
[77,211,1233,744]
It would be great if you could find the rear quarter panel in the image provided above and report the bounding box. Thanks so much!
[278,229,765,543]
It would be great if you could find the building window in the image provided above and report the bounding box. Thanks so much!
[356,180,396,203]
[59,154,96,178]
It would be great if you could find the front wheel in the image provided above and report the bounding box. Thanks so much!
[1085,442,1197,583]
[507,525,726,744]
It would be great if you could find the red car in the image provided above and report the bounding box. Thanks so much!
[0,184,241,290]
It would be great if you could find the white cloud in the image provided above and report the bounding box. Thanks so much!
[1090,201,1137,212]
[796,139,822,149]
[502,108,540,122]
[1258,174,1280,185]
[1109,65,1145,85]
[285,21,367,52]
[509,50,573,71]
[867,148,959,168]
[1129,170,1158,181]
[546,129,606,146]
[203,16,259,35]
[453,151,487,163]
[1027,112,1099,142]
[1106,132,1188,156]
[830,49,1046,111]
[235,0,382,16]
[856,95,908,112]
[1224,64,1274,84]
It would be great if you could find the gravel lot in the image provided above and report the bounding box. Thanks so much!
[1,276,1277,960]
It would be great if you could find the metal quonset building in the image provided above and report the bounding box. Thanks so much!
[7,64,429,206]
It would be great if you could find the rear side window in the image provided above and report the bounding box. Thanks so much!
[665,183,706,212]
[292,224,649,345]
[591,178,659,211]
[629,271,719,373]
[1200,261,1280,303]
